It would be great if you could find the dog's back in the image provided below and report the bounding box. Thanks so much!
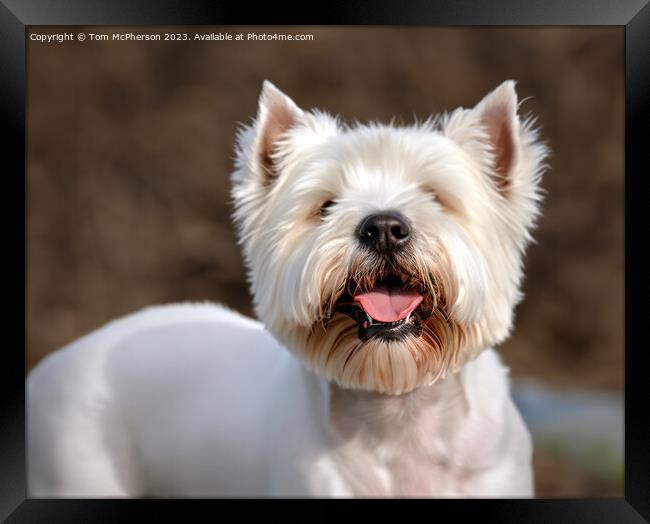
[27,303,330,497]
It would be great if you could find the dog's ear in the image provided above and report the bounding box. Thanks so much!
[252,80,305,184]
[470,80,521,192]
[444,81,534,195]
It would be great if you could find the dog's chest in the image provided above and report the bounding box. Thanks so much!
[327,376,490,497]
[336,427,467,496]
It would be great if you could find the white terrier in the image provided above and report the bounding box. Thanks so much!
[28,80,548,497]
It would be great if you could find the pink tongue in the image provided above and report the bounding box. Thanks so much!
[354,286,423,323]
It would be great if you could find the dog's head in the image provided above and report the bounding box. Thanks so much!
[231,80,548,394]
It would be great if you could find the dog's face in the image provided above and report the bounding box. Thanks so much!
[231,81,547,394]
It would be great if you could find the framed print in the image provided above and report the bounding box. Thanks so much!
[2,0,648,521]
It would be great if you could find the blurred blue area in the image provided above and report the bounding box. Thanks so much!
[512,379,623,483]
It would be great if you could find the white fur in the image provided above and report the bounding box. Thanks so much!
[28,80,547,497]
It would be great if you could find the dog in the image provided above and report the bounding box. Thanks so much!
[28,80,548,497]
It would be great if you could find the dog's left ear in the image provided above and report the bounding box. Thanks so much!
[252,80,305,184]
[470,80,521,192]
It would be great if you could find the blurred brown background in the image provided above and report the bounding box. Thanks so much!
[27,27,623,497]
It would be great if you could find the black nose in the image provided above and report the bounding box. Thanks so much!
[357,213,411,254]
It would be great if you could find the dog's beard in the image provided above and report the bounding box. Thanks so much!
[280,248,478,394]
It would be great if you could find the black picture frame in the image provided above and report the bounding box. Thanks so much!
[3,0,648,521]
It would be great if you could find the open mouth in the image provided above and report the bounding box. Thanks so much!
[336,272,430,342]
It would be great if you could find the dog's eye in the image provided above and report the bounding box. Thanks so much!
[423,188,443,207]
[319,200,335,217]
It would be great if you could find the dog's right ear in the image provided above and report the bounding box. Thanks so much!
[251,80,305,184]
